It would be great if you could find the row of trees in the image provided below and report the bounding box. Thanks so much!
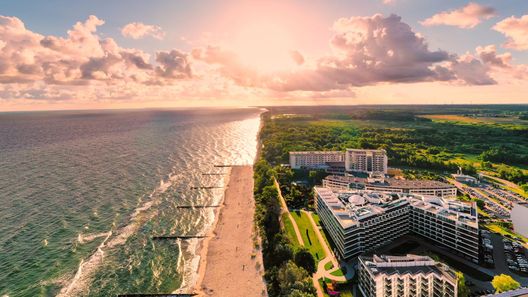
[253,160,317,297]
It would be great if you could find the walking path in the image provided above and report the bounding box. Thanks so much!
[274,178,304,245]
[274,178,349,296]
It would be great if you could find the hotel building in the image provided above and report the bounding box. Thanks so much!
[289,149,388,174]
[322,175,458,198]
[315,187,479,263]
[345,149,388,174]
[289,151,345,169]
[358,254,458,297]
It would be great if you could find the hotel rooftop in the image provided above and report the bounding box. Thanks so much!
[315,187,478,229]
[361,254,457,281]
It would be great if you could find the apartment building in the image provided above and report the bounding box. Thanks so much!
[345,149,388,174]
[314,187,479,263]
[289,151,345,169]
[358,254,458,297]
[322,175,458,198]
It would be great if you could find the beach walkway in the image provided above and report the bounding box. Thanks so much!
[195,166,267,297]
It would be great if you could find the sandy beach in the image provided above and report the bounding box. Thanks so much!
[194,165,267,297]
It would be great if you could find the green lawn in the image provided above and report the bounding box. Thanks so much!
[330,269,345,277]
[281,213,301,247]
[291,211,326,262]
[324,261,334,271]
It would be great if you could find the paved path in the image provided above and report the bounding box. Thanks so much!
[274,178,304,246]
[275,180,348,296]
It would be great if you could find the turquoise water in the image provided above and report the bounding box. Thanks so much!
[0,109,261,296]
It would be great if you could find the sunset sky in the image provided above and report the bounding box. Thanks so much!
[1,0,528,110]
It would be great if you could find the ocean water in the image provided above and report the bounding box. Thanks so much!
[0,108,262,297]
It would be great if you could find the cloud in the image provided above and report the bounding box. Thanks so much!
[476,44,528,79]
[0,13,522,104]
[121,22,165,40]
[195,14,494,91]
[0,15,191,88]
[155,50,192,79]
[290,50,305,65]
[493,15,528,50]
[421,2,496,29]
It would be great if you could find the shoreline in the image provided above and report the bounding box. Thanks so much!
[186,110,267,296]
[191,166,267,296]
[189,167,231,294]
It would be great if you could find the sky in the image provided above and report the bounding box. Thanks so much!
[1,0,528,110]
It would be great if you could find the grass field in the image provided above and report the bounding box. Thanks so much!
[281,213,301,246]
[291,211,326,262]
[419,114,528,128]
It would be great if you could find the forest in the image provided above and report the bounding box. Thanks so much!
[261,105,528,186]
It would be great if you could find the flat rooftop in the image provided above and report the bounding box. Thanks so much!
[315,187,410,229]
[361,254,457,282]
[315,187,478,229]
[290,151,343,155]
[325,175,455,190]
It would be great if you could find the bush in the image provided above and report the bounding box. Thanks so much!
[491,274,520,293]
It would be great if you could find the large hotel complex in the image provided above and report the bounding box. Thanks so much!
[358,254,458,297]
[291,149,482,297]
[315,187,479,263]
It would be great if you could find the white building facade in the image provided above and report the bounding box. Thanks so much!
[359,254,458,297]
[289,151,345,169]
[322,175,458,198]
[345,149,388,174]
[314,187,479,263]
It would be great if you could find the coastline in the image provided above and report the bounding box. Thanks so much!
[192,166,267,296]
[190,110,268,296]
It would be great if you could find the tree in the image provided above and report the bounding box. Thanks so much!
[294,247,316,273]
[456,271,470,297]
[491,274,520,293]
[521,183,528,194]
[308,170,317,185]
[277,261,317,296]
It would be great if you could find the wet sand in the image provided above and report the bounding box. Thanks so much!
[194,165,267,297]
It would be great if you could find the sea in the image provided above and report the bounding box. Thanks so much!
[0,108,262,297]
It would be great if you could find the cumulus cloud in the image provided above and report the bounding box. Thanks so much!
[121,22,165,40]
[421,3,496,29]
[0,13,522,103]
[0,15,191,88]
[476,44,528,79]
[493,15,528,50]
[194,14,494,91]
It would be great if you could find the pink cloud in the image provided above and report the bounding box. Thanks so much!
[0,15,190,87]
[493,15,528,50]
[121,22,165,40]
[194,14,495,91]
[421,2,496,29]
